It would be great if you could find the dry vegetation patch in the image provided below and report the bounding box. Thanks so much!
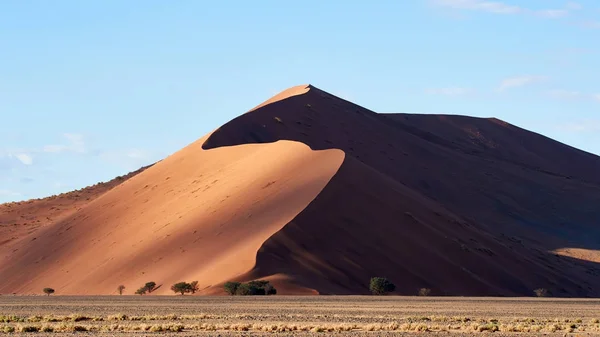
[0,296,599,335]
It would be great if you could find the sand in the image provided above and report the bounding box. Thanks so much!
[0,84,599,296]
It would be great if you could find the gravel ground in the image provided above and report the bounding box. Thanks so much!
[1,295,599,335]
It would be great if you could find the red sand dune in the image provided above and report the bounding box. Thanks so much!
[1,84,599,296]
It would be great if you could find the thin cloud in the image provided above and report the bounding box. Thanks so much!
[535,9,569,18]
[43,133,86,154]
[432,0,580,20]
[99,148,160,171]
[580,20,600,29]
[565,2,582,10]
[14,153,33,165]
[0,189,21,197]
[432,0,521,14]
[558,120,600,133]
[547,89,582,99]
[497,75,547,91]
[425,87,475,96]
[593,94,600,102]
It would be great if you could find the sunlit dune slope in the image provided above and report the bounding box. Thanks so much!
[0,135,343,294]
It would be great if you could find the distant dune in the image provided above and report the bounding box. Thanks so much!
[0,166,150,248]
[1,85,599,296]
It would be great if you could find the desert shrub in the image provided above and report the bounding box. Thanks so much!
[235,283,253,296]
[369,277,395,295]
[189,281,199,294]
[234,280,276,296]
[224,282,241,295]
[135,287,148,295]
[18,325,40,332]
[41,325,54,332]
[418,288,432,296]
[171,282,193,295]
[144,282,157,293]
[265,283,277,295]
[43,288,55,296]
[117,285,126,295]
[533,288,550,297]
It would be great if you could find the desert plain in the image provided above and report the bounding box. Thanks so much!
[1,296,600,336]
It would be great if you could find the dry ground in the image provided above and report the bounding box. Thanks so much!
[0,296,599,336]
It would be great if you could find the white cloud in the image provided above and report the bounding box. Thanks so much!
[547,89,582,99]
[565,2,582,10]
[424,87,475,96]
[99,148,158,171]
[580,20,600,29]
[535,9,569,18]
[432,0,521,14]
[0,189,21,197]
[43,133,86,154]
[558,120,600,133]
[593,94,600,102]
[432,0,580,20]
[14,153,33,165]
[497,75,547,91]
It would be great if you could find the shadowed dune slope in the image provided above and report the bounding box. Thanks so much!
[204,85,600,297]
[0,135,343,295]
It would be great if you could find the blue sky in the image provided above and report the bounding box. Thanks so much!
[1,0,599,202]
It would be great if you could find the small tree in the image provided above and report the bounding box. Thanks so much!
[234,280,276,296]
[135,287,148,295]
[43,288,55,296]
[265,283,277,295]
[418,288,432,296]
[144,282,157,293]
[534,288,550,297]
[117,285,126,295]
[369,277,395,295]
[171,282,192,295]
[235,283,253,296]
[224,282,241,295]
[189,281,199,294]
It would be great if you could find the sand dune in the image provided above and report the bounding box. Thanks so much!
[0,166,149,248]
[1,84,598,296]
[0,135,342,295]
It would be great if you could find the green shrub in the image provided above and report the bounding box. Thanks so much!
[235,283,253,296]
[189,281,199,294]
[224,282,241,295]
[144,282,157,293]
[265,283,277,295]
[171,282,193,295]
[369,277,395,295]
[135,287,148,295]
[235,280,276,296]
